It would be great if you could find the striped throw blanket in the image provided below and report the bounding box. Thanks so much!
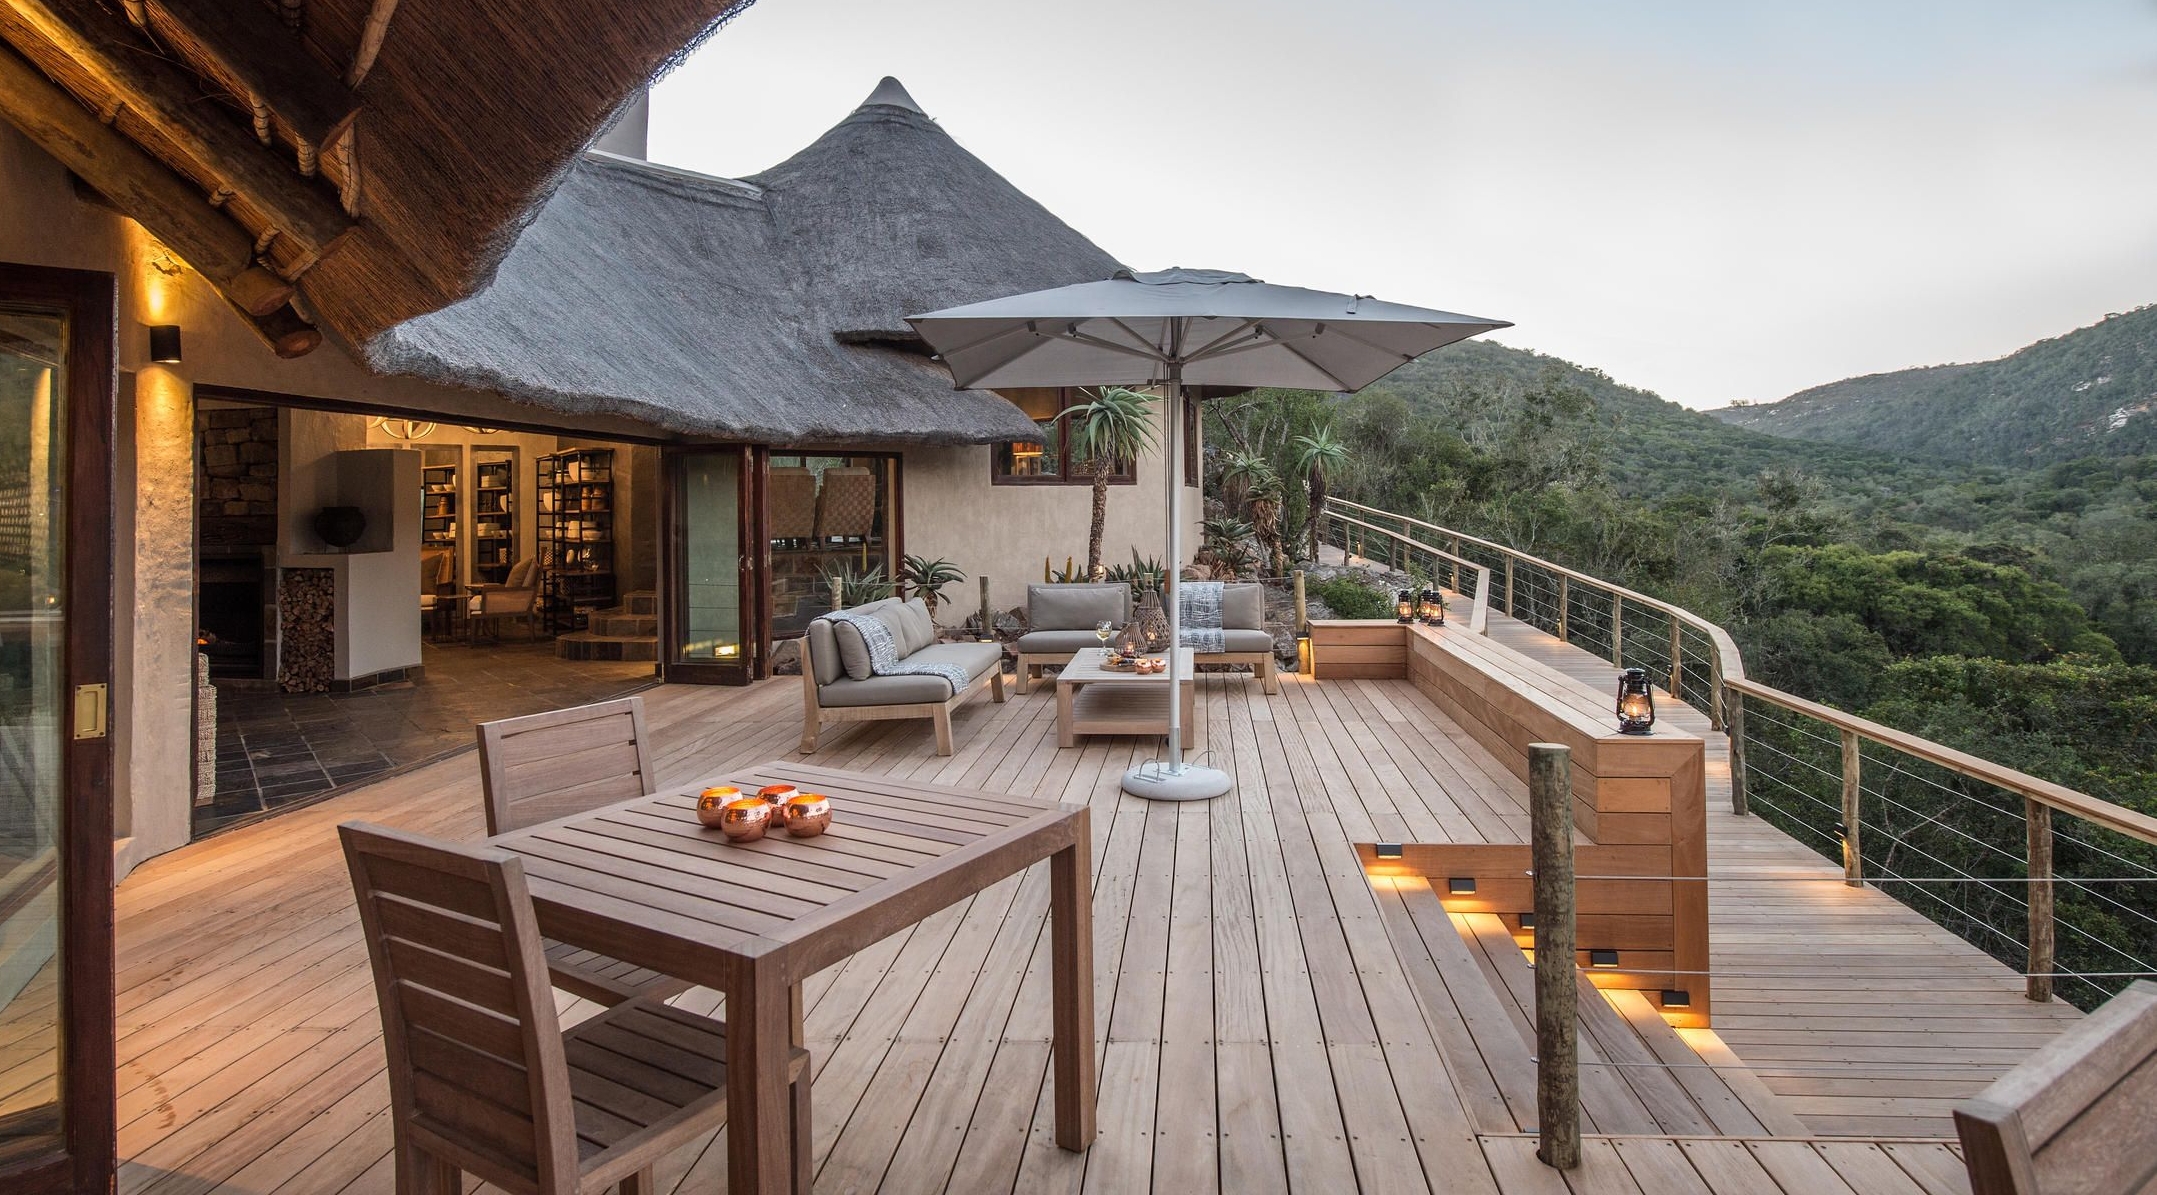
[1178,581,1225,652]
[825,608,970,695]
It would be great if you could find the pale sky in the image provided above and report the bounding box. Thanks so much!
[649,0,2157,409]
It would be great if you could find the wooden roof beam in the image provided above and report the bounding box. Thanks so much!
[147,0,359,150]
[0,41,294,316]
[0,0,354,270]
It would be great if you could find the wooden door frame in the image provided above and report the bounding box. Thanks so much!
[0,262,117,1195]
[658,445,762,685]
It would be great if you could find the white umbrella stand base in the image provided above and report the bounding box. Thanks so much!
[1121,760,1232,802]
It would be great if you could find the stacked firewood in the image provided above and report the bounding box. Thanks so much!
[278,569,335,693]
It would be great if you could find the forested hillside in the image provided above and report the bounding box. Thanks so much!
[1711,304,2157,465]
[1202,334,2157,1007]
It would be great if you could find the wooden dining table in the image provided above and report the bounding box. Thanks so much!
[483,760,1096,1195]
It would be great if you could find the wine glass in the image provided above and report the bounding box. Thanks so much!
[1095,620,1114,655]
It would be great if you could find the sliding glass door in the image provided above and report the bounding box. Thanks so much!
[0,265,114,1194]
[661,446,758,683]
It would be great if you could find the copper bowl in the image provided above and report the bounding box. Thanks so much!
[717,797,772,842]
[756,783,797,811]
[694,786,740,828]
[781,792,832,838]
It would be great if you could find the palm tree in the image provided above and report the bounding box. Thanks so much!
[1066,386,1157,578]
[1292,426,1350,562]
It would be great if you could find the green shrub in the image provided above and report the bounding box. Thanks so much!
[1313,575,1392,620]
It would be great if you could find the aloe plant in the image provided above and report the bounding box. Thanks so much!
[899,555,965,621]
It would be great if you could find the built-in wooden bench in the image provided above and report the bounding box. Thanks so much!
[1317,618,1712,1024]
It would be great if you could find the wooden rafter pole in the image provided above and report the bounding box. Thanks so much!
[346,0,399,88]
[0,0,353,267]
[0,41,292,315]
[1530,742,1579,1170]
[149,0,359,149]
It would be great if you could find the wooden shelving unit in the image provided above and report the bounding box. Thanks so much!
[538,447,615,632]
[421,462,458,574]
[471,450,517,583]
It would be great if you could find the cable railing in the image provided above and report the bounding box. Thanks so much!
[1325,497,2157,1010]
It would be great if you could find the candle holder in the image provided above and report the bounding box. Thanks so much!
[1616,667,1656,735]
[757,783,797,812]
[718,797,773,842]
[1396,590,1416,623]
[694,786,740,828]
[781,792,833,837]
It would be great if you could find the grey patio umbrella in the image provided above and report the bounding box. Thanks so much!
[909,267,1510,800]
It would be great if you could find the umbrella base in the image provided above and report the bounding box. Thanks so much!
[1121,760,1232,802]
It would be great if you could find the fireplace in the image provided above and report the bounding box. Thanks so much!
[198,550,273,679]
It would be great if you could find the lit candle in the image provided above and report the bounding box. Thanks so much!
[695,786,740,827]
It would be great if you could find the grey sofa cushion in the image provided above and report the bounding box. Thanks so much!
[807,620,842,685]
[1221,583,1264,631]
[1028,583,1130,631]
[828,618,873,680]
[911,641,1002,681]
[1216,628,1276,653]
[895,598,936,655]
[819,674,952,706]
[1016,629,1109,654]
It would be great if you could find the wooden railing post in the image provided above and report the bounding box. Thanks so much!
[1292,569,1308,634]
[1450,536,1462,593]
[1726,683,1749,816]
[2026,799,2055,1002]
[1612,595,1625,668]
[1557,576,1570,642]
[978,576,991,641]
[1668,618,1684,698]
[1504,557,1516,619]
[1708,654,1725,732]
[1530,742,1579,1170]
[1840,730,1863,886]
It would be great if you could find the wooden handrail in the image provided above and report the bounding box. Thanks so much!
[1329,498,1746,684]
[1324,510,1492,634]
[1725,677,2157,847]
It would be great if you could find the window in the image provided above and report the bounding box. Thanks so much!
[992,388,1138,486]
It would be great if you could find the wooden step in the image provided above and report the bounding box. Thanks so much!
[587,612,658,637]
[620,590,657,617]
[555,631,658,662]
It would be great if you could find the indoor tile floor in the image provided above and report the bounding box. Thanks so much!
[197,640,654,837]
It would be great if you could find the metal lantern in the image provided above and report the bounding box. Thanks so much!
[1418,588,1445,626]
[1616,667,1656,735]
[1396,589,1415,623]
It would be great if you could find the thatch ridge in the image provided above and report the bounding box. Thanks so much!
[371,78,1123,445]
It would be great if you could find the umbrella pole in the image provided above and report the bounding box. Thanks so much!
[1123,359,1231,801]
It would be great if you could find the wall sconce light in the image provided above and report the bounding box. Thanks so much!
[1395,589,1415,623]
[1296,631,1313,676]
[1447,877,1477,895]
[1588,949,1620,968]
[1658,989,1692,1008]
[1418,588,1445,626]
[1616,667,1656,735]
[1373,843,1403,860]
[147,324,182,364]
[1518,912,1535,929]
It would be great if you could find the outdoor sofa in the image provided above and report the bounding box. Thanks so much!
[1014,580,1280,695]
[1014,583,1131,694]
[800,596,1005,755]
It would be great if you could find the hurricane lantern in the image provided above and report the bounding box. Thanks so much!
[1115,620,1146,658]
[1418,588,1445,626]
[1616,667,1656,735]
[1395,590,1415,623]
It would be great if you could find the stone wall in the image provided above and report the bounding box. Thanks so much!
[197,406,278,547]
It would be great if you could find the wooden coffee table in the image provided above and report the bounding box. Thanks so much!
[1055,647,1199,749]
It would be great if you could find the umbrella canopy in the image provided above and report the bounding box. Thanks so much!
[908,268,1509,800]
[907,267,1510,391]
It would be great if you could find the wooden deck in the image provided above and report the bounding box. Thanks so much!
[106,608,2082,1194]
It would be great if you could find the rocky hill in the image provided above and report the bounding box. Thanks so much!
[1709,305,2157,465]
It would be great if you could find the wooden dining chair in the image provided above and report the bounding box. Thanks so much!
[476,697,690,1007]
[340,822,812,1195]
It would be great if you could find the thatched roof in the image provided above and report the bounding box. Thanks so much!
[370,78,1125,445]
[0,0,756,352]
